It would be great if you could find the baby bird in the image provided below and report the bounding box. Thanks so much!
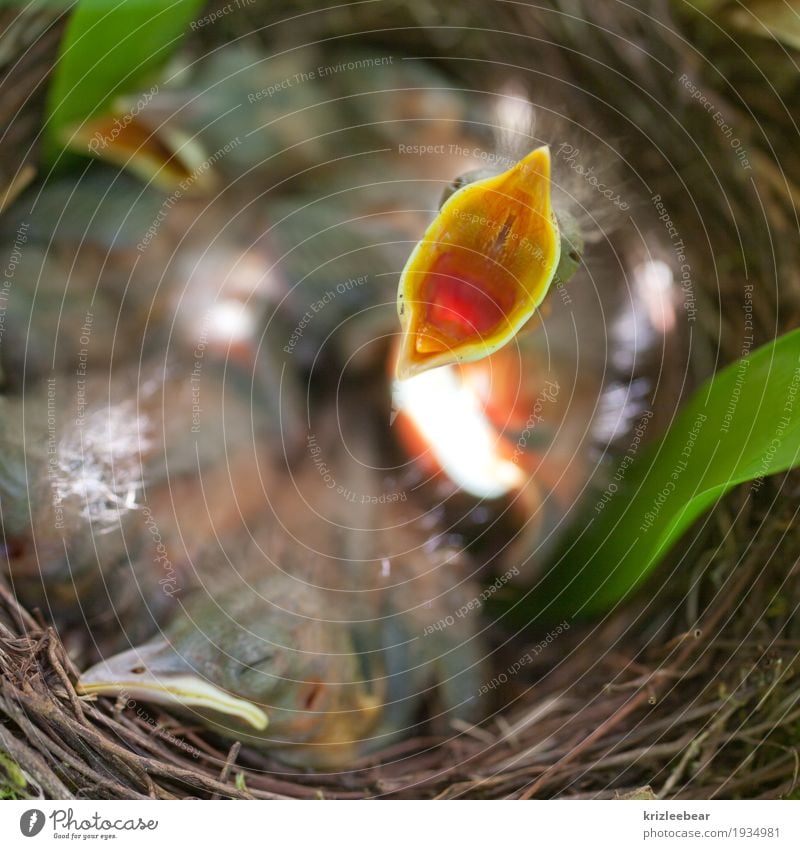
[79,400,487,768]
[391,97,685,575]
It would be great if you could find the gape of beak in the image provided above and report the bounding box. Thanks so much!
[395,146,564,380]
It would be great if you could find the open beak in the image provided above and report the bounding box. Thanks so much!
[77,641,268,731]
[395,145,560,379]
[63,110,215,194]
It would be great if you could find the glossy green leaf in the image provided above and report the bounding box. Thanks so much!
[530,328,800,619]
[44,0,204,161]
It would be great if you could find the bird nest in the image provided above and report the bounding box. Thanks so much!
[2,1,800,800]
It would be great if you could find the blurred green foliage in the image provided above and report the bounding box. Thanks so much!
[531,328,800,619]
[44,0,204,162]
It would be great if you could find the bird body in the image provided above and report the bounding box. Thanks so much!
[0,353,281,633]
[79,404,486,768]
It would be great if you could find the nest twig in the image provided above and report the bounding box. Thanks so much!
[3,494,800,800]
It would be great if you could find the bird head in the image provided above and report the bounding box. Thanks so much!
[78,574,385,767]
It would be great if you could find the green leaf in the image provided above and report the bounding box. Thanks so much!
[530,328,800,619]
[44,0,205,162]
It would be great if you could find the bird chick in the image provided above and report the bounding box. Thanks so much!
[79,401,487,768]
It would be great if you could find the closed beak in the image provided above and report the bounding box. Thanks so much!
[77,640,268,731]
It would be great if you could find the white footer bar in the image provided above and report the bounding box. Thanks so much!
[1,799,798,847]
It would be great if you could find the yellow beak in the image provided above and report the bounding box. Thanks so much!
[396,145,560,379]
[77,643,268,731]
